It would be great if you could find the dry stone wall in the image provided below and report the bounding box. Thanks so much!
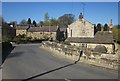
[41,41,119,70]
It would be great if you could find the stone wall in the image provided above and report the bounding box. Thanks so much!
[41,41,119,70]
[16,30,27,36]
[70,43,114,54]
[39,32,57,40]
[27,32,41,39]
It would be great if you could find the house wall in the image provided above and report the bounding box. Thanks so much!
[27,32,40,39]
[16,30,27,36]
[40,32,57,40]
[67,19,94,38]
[70,42,114,53]
[51,32,57,40]
[40,32,49,39]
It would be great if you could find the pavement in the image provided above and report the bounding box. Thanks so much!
[2,43,118,80]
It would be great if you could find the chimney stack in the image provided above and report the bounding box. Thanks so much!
[79,12,84,20]
[109,19,113,31]
[110,19,112,26]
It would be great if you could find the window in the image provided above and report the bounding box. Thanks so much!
[22,30,24,32]
[82,44,87,48]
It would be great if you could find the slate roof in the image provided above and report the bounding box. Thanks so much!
[66,37,94,43]
[40,26,58,32]
[84,18,94,25]
[66,31,114,44]
[94,31,114,44]
[28,27,41,32]
[16,26,29,30]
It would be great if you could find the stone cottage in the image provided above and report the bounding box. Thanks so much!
[66,13,115,54]
[15,25,29,36]
[67,13,94,38]
[66,31,115,53]
[39,26,58,41]
[27,27,41,39]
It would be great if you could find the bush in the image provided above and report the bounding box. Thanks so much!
[112,27,120,43]
[94,45,107,53]
[12,34,33,44]
[24,36,32,41]
[63,41,71,45]
[2,36,13,42]
[12,36,21,44]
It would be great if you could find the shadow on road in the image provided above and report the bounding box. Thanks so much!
[2,43,15,64]
[7,51,24,58]
[22,62,76,81]
[22,51,83,81]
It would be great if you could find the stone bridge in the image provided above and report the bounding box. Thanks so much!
[41,41,119,70]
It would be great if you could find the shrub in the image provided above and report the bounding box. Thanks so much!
[12,34,32,44]
[2,36,13,42]
[12,36,21,44]
[25,36,32,41]
[63,41,71,45]
[94,45,107,53]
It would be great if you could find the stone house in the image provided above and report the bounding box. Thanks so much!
[66,13,115,54]
[27,27,41,39]
[39,26,58,40]
[67,13,94,38]
[15,25,29,36]
[15,25,58,40]
[66,31,115,54]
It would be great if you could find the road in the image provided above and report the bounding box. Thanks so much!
[2,43,118,80]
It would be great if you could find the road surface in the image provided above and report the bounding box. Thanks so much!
[2,43,118,80]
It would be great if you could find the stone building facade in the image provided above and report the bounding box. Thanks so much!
[16,25,29,36]
[66,13,115,54]
[66,31,115,54]
[15,25,58,40]
[39,26,58,40]
[67,13,94,38]
[27,27,41,39]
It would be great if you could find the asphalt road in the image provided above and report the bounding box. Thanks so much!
[2,43,118,80]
